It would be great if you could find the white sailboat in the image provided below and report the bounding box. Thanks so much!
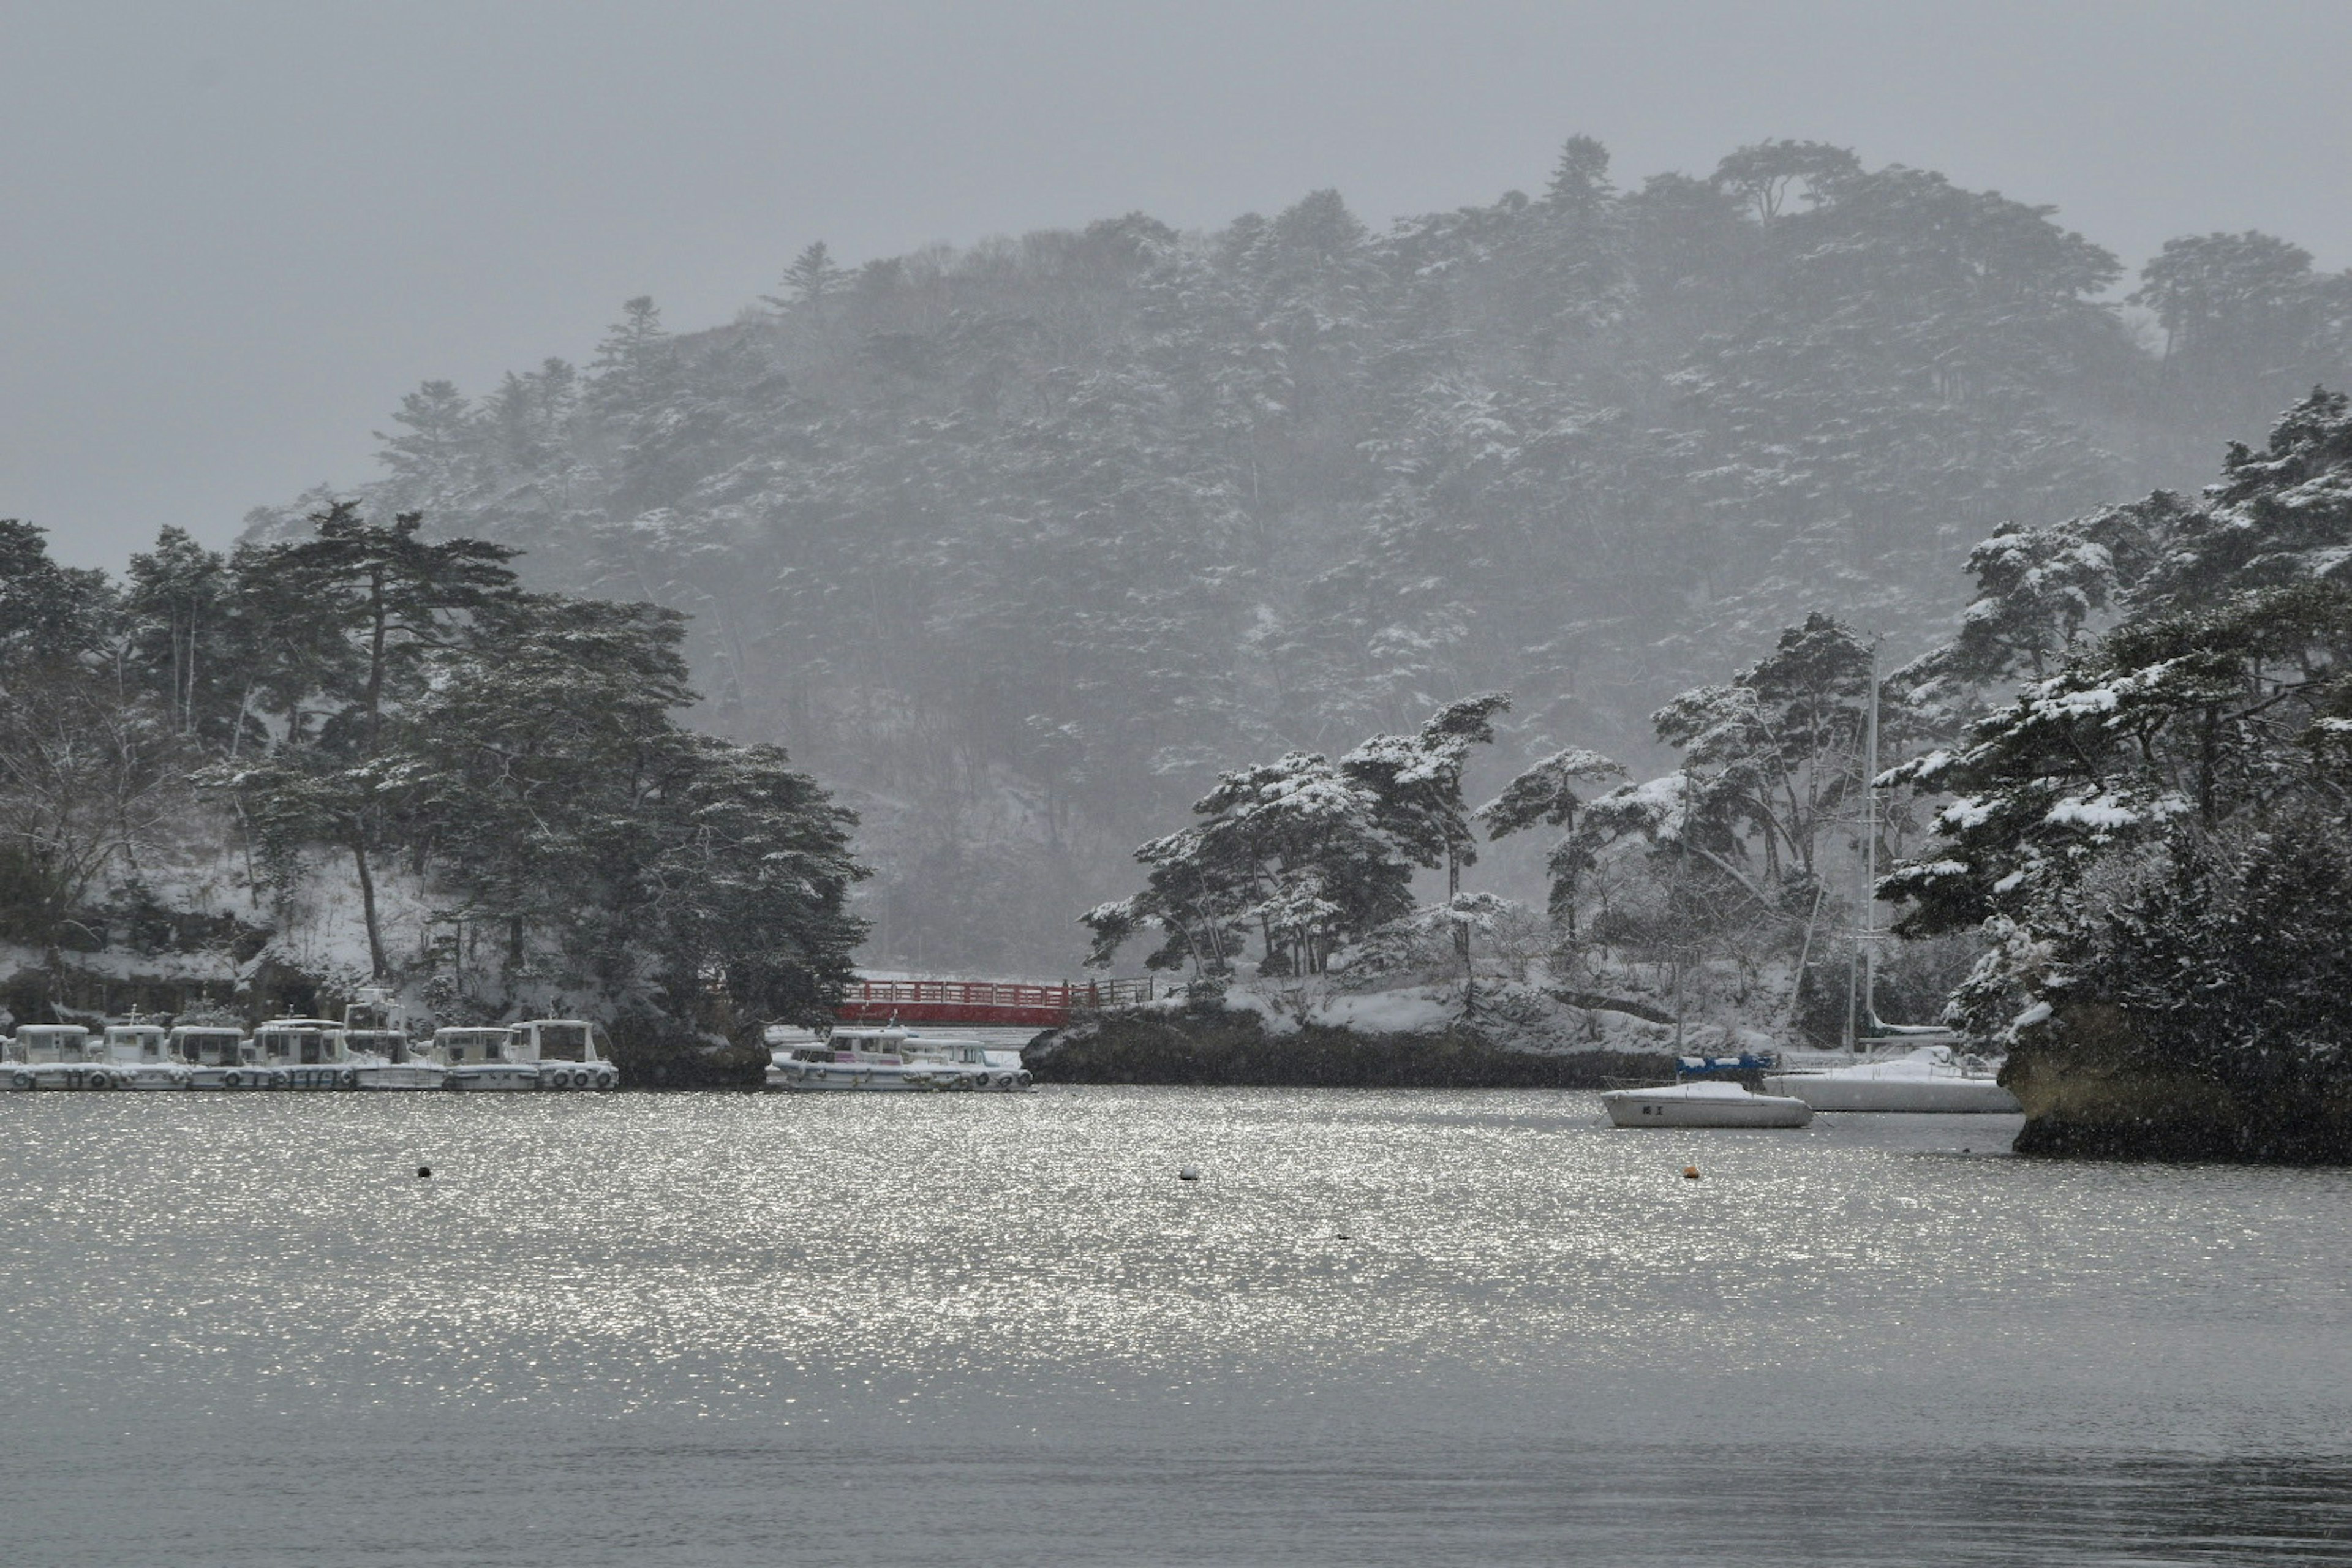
[1765,1043,2017,1112]
[1601,1080,1815,1128]
[1597,776,1812,1129]
[1768,649,2020,1114]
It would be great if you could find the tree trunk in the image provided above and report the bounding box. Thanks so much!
[352,832,388,979]
[2197,704,2220,824]
[364,576,390,756]
[1449,849,1470,962]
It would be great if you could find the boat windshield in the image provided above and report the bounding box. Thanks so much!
[345,1030,409,1062]
[171,1029,244,1065]
[18,1027,91,1063]
[257,1028,337,1064]
[438,1030,513,1063]
[830,1031,906,1057]
[106,1027,169,1060]
[529,1022,592,1061]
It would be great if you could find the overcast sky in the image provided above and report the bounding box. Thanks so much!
[9,0,2351,571]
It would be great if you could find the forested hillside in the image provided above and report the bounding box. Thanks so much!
[244,135,2352,971]
[0,511,864,1062]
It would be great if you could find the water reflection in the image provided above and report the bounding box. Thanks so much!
[2,1088,2348,1564]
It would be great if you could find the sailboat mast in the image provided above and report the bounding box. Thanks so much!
[1860,641,1881,1038]
[1841,641,1882,1055]
[1673,768,1688,1055]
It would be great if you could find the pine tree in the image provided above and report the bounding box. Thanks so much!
[1882,391,2352,1078]
[764,240,846,320]
[234,503,522,976]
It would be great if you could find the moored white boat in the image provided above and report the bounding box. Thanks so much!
[5,1025,148,1091]
[427,1027,540,1091]
[764,1025,1033,1093]
[511,1019,619,1091]
[98,1020,195,1090]
[1600,1080,1815,1128]
[1762,1044,2019,1113]
[338,989,443,1091]
[168,1023,252,1089]
[239,1019,363,1090]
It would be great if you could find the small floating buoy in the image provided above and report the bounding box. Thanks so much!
[1178,1165,1200,1182]
[1681,1166,1700,1180]
[417,1166,433,1179]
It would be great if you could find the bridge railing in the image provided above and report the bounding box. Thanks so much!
[835,977,1156,1020]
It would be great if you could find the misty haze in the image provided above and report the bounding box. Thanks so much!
[7,6,2352,1565]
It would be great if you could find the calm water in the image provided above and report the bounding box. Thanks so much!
[3,1088,2348,1566]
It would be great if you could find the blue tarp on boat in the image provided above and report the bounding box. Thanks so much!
[1676,1052,1781,1076]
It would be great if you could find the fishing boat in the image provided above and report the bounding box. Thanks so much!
[1600,1080,1815,1128]
[240,1019,363,1090]
[511,1018,619,1091]
[426,1026,540,1091]
[1762,1042,2019,1113]
[167,1023,251,1088]
[339,988,443,1091]
[764,1025,1033,1093]
[97,1019,196,1090]
[4,1025,146,1091]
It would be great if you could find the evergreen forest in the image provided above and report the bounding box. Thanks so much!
[10,132,2352,1048]
[232,135,2351,973]
[0,508,864,1069]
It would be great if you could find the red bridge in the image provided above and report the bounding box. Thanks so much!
[835,978,1157,1027]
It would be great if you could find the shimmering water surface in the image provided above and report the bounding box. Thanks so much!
[4,1088,2349,1565]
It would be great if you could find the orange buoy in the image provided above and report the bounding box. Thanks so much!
[1681,1166,1700,1180]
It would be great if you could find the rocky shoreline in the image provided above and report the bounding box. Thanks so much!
[2005,1004,2352,1164]
[1027,1002,1672,1089]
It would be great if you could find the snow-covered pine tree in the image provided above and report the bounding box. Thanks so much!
[1882,391,2352,1091]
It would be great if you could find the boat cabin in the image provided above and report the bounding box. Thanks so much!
[816,1027,907,1063]
[13,1025,93,1063]
[431,1027,517,1065]
[343,1028,412,1063]
[168,1026,247,1066]
[252,1019,347,1066]
[907,1033,998,1068]
[511,1019,600,1063]
[808,1027,999,1067]
[340,986,412,1061]
[102,1023,170,1065]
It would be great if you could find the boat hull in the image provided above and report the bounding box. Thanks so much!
[209,1066,363,1091]
[5,1064,186,1091]
[764,1061,1033,1092]
[1601,1086,1815,1128]
[439,1065,543,1092]
[352,1063,450,1091]
[1762,1072,2021,1113]
[766,1061,960,1091]
[533,1065,619,1091]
